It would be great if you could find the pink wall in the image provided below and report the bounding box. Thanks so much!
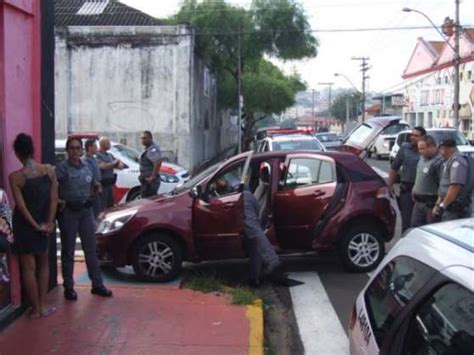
[0,0,42,305]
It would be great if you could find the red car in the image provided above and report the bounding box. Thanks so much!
[96,151,396,281]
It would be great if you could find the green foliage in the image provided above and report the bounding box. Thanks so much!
[230,286,257,305]
[185,272,223,293]
[330,92,362,122]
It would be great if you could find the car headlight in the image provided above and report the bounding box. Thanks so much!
[96,210,137,235]
[160,173,179,183]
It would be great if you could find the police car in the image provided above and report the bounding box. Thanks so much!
[54,139,190,204]
[349,218,474,355]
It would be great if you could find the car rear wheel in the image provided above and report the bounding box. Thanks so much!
[132,234,182,282]
[340,224,385,272]
[126,188,141,202]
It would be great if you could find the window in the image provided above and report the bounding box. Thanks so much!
[345,123,375,147]
[404,283,474,355]
[445,76,448,84]
[110,144,140,163]
[468,71,472,81]
[364,256,436,346]
[430,130,469,146]
[208,162,244,197]
[381,124,410,135]
[284,158,334,187]
[272,138,323,151]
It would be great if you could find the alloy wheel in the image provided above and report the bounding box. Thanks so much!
[347,233,380,268]
[137,241,174,278]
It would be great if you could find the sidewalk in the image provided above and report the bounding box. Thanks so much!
[0,263,263,355]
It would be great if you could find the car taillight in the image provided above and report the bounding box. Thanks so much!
[349,304,357,330]
[376,187,391,200]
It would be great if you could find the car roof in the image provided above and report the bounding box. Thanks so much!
[269,134,317,142]
[388,219,474,289]
[365,115,404,127]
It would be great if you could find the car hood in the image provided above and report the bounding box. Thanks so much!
[103,192,185,214]
[457,145,474,153]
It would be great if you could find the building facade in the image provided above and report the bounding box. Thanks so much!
[55,0,237,171]
[401,30,474,138]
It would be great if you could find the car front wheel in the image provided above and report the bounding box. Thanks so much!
[132,234,182,282]
[340,225,385,272]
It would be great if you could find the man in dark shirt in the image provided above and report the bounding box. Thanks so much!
[139,131,163,198]
[82,139,102,218]
[388,126,426,232]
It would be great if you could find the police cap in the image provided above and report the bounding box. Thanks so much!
[439,139,456,148]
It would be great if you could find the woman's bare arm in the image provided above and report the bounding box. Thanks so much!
[9,172,41,231]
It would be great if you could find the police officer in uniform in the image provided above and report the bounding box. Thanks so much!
[82,139,102,218]
[434,139,472,221]
[56,138,112,301]
[96,137,124,212]
[389,126,426,232]
[410,136,444,228]
[139,131,163,198]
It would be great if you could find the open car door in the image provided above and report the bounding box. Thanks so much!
[273,153,337,250]
[193,152,253,260]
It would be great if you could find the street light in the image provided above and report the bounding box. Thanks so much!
[334,73,359,93]
[402,4,460,129]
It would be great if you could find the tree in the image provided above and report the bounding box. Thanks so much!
[330,91,362,122]
[173,0,318,149]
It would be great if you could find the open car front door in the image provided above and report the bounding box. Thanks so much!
[193,152,253,260]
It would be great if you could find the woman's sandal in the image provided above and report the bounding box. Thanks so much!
[41,306,57,318]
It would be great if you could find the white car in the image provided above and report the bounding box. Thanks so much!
[368,121,410,160]
[257,134,325,152]
[349,218,474,355]
[54,139,189,203]
[389,128,474,164]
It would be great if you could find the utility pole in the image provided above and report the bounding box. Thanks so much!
[453,0,460,129]
[311,89,316,119]
[351,57,370,122]
[237,25,242,153]
[318,82,334,114]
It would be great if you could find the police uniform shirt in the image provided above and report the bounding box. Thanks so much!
[390,142,420,184]
[95,151,116,180]
[413,155,443,196]
[82,155,101,183]
[56,160,95,202]
[438,152,469,198]
[139,143,162,179]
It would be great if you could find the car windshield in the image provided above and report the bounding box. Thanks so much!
[110,144,140,163]
[172,161,223,194]
[344,123,375,147]
[430,130,469,146]
[273,139,323,151]
[315,133,339,142]
[381,124,410,135]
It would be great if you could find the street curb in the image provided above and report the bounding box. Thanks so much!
[246,299,264,355]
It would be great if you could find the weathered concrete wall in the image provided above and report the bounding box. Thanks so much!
[55,25,237,170]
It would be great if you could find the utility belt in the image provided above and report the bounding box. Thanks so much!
[413,194,437,208]
[65,199,92,211]
[400,182,414,193]
[100,174,117,187]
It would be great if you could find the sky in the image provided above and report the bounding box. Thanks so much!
[121,0,474,93]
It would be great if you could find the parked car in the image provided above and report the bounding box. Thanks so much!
[349,218,474,355]
[54,138,189,204]
[368,121,410,160]
[389,128,474,164]
[313,132,343,150]
[96,150,396,281]
[257,132,325,152]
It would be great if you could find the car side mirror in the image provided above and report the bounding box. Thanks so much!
[189,185,202,199]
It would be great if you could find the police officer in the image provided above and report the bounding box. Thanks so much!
[96,137,124,212]
[56,138,112,300]
[389,126,426,232]
[82,139,102,218]
[410,135,444,228]
[139,131,163,198]
[433,139,472,221]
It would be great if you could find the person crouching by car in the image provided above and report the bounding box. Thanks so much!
[56,138,112,301]
[96,137,125,212]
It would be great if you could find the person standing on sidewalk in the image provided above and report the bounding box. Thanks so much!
[139,131,163,198]
[56,138,112,301]
[433,139,473,221]
[388,126,426,232]
[9,133,58,318]
[96,137,124,212]
[82,139,102,218]
[410,136,444,228]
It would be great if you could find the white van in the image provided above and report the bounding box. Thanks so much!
[349,218,474,355]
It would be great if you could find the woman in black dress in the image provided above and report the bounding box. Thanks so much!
[9,133,58,318]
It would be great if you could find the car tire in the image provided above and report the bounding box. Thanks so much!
[126,188,141,202]
[339,224,385,273]
[132,234,183,282]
